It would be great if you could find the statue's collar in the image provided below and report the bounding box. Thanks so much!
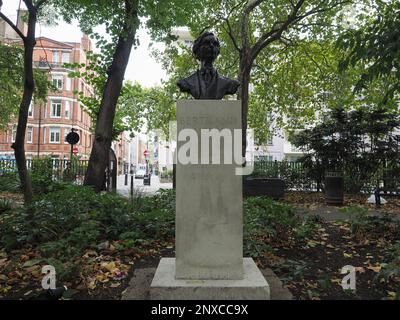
[199,67,217,77]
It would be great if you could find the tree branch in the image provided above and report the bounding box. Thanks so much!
[222,18,241,53]
[250,0,305,61]
[242,0,266,52]
[0,11,26,40]
[244,0,265,14]
[35,0,49,9]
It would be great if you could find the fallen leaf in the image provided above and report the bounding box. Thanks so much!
[101,261,117,273]
[22,259,42,268]
[367,264,381,273]
[110,282,121,288]
[355,267,366,273]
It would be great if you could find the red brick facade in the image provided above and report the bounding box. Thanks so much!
[0,36,95,160]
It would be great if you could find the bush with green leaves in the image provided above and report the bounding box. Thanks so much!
[0,198,13,214]
[290,107,400,193]
[243,197,318,257]
[30,157,54,194]
[0,185,318,282]
[376,241,400,299]
[0,185,176,258]
[0,172,20,193]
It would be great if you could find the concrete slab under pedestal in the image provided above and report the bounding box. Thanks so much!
[150,258,270,300]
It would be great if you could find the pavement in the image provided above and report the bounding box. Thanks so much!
[116,174,173,198]
[296,205,400,221]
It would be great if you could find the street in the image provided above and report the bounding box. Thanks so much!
[116,174,173,197]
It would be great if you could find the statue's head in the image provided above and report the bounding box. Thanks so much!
[192,32,220,62]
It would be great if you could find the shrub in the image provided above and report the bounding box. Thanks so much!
[0,172,20,192]
[0,198,13,214]
[243,196,318,257]
[0,186,176,260]
[30,157,54,194]
[376,241,400,299]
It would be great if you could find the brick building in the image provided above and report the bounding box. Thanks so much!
[1,10,129,173]
[0,32,95,160]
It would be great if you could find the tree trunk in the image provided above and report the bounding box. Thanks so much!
[84,4,138,192]
[12,11,37,204]
[238,52,252,159]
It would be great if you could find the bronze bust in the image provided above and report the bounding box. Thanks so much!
[177,32,240,100]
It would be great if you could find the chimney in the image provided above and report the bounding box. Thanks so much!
[16,9,28,37]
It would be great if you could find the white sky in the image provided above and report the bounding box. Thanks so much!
[1,1,167,87]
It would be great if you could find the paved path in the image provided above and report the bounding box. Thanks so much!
[296,205,400,221]
[117,175,172,198]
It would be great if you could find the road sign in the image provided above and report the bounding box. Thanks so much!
[73,147,78,155]
[144,150,150,157]
[66,131,80,145]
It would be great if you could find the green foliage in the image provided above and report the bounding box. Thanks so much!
[30,157,54,195]
[339,205,370,236]
[0,43,49,130]
[155,0,357,136]
[0,186,176,262]
[243,197,318,257]
[377,241,400,299]
[0,198,12,214]
[338,0,400,102]
[0,183,319,283]
[0,172,21,193]
[290,107,400,193]
[251,160,317,191]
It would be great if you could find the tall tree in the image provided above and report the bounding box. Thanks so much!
[57,0,201,191]
[0,0,49,203]
[184,0,353,156]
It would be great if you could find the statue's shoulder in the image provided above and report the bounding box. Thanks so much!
[177,72,199,91]
[218,74,240,94]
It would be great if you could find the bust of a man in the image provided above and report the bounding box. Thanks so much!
[177,32,240,100]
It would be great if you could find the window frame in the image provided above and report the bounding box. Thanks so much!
[50,100,62,118]
[52,75,63,90]
[26,126,33,143]
[49,127,61,144]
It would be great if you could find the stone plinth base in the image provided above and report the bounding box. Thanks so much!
[150,258,270,300]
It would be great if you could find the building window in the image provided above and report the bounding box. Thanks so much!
[266,136,273,146]
[28,102,33,117]
[11,125,17,143]
[51,100,62,118]
[62,51,70,64]
[52,51,59,64]
[27,126,33,143]
[65,101,70,119]
[66,77,71,91]
[49,127,60,143]
[52,75,63,90]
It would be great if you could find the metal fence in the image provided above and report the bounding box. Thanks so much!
[250,160,400,195]
[0,158,118,192]
[0,158,89,185]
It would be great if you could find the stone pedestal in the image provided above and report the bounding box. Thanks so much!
[150,100,270,300]
[175,100,243,280]
[150,258,270,300]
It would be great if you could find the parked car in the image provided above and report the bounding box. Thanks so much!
[135,169,146,179]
